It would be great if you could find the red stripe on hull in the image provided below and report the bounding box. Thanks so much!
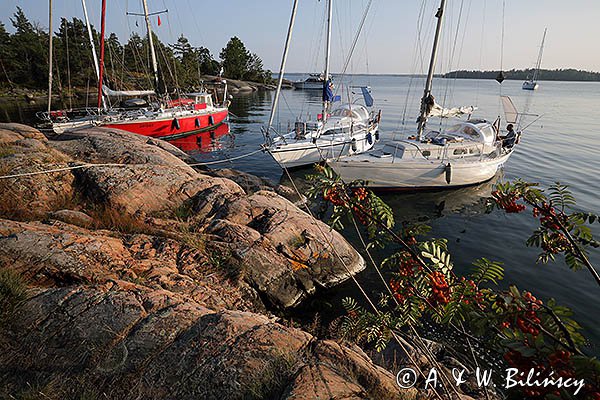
[104,109,228,138]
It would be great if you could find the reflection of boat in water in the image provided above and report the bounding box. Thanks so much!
[380,175,500,220]
[167,122,230,153]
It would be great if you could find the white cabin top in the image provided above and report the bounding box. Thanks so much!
[426,120,495,146]
[187,93,214,108]
[329,104,370,122]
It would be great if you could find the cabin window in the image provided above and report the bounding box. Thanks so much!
[422,150,431,157]
[453,148,468,155]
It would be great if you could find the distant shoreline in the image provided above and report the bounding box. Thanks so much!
[278,68,600,82]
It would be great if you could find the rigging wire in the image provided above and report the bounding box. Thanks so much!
[474,0,487,107]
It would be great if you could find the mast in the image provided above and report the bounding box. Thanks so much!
[47,0,53,113]
[417,0,446,140]
[142,0,160,94]
[97,0,106,110]
[322,0,333,124]
[532,28,547,83]
[82,0,106,109]
[267,0,299,136]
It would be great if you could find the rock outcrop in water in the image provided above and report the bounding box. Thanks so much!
[0,124,419,399]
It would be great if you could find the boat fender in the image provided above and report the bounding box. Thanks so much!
[209,115,214,126]
[377,109,382,124]
[351,138,357,152]
[366,132,373,145]
[194,118,200,128]
[172,118,180,130]
[445,163,452,184]
[375,130,380,141]
[312,137,317,144]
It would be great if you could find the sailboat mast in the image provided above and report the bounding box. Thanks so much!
[322,0,333,124]
[267,0,299,136]
[47,0,53,113]
[532,28,547,82]
[417,0,446,140]
[82,0,106,109]
[96,0,106,110]
[142,0,160,94]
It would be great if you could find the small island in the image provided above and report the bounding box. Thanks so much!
[443,68,600,82]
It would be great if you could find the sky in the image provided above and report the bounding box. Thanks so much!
[2,0,600,75]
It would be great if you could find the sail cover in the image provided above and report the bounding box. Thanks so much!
[427,101,477,118]
[102,85,155,97]
[501,96,519,124]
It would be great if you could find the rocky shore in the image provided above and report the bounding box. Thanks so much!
[0,123,491,399]
[0,123,406,399]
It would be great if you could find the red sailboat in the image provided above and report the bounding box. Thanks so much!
[38,0,228,140]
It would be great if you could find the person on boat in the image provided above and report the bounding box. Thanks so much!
[499,124,517,149]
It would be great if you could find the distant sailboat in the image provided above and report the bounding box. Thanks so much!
[522,28,547,90]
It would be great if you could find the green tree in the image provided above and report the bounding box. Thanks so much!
[244,52,272,84]
[0,22,14,87]
[219,36,250,80]
[9,7,48,88]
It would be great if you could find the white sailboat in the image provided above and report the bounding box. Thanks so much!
[522,28,547,90]
[264,0,380,169]
[292,73,330,90]
[328,0,520,190]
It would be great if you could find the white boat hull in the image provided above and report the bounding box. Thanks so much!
[269,128,378,168]
[292,81,324,90]
[522,80,539,90]
[328,151,512,189]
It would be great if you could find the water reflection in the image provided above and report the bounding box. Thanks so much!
[167,123,231,153]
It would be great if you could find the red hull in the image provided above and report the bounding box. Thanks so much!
[104,109,228,139]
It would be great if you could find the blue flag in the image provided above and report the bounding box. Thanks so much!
[332,95,341,102]
[322,80,333,102]
[360,86,374,107]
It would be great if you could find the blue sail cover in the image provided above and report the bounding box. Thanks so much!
[360,86,374,107]
[322,80,333,102]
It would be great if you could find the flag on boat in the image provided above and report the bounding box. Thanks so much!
[360,86,374,107]
[322,80,333,102]
[158,15,162,26]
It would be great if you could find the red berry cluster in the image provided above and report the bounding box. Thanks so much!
[389,278,414,304]
[535,202,564,229]
[497,291,543,337]
[350,188,371,225]
[428,272,451,306]
[491,190,526,213]
[458,277,485,309]
[548,350,572,372]
[323,186,345,206]
[352,187,368,201]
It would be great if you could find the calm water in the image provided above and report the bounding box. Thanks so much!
[2,76,599,349]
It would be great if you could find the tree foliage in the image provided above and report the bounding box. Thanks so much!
[308,166,600,399]
[0,8,271,92]
[219,36,272,83]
